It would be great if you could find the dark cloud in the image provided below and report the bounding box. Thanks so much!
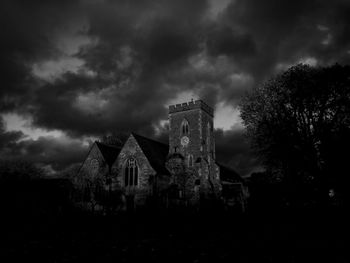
[220,0,350,80]
[0,134,89,172]
[0,118,87,172]
[206,25,256,59]
[14,136,88,171]
[1,0,350,173]
[12,0,209,138]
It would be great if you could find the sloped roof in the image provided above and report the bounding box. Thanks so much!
[95,141,122,167]
[94,134,242,182]
[132,133,170,175]
[217,162,244,183]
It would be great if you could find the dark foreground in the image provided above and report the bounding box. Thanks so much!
[2,208,349,263]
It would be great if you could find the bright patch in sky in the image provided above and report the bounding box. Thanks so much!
[299,57,318,66]
[207,0,232,19]
[275,57,318,72]
[74,87,113,114]
[317,24,329,31]
[154,119,168,136]
[2,113,63,140]
[32,56,85,82]
[215,102,242,131]
[189,51,213,72]
[229,72,254,88]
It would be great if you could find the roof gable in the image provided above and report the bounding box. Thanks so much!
[217,162,244,183]
[95,141,122,167]
[131,133,170,175]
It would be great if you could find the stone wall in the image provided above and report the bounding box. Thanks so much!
[75,99,224,211]
[111,134,156,208]
[77,143,109,180]
[169,100,213,116]
[75,143,110,210]
[168,100,221,201]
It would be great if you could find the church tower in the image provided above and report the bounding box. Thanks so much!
[168,100,215,164]
[168,100,220,197]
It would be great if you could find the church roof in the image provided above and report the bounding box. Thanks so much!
[132,133,170,175]
[95,141,122,167]
[93,134,241,181]
[217,163,244,183]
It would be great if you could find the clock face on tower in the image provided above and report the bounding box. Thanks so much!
[181,136,189,146]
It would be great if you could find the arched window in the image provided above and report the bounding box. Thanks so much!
[188,154,193,167]
[124,158,138,187]
[90,159,99,176]
[206,122,211,152]
[181,119,189,136]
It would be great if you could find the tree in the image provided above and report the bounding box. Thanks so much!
[165,153,198,207]
[0,159,70,217]
[71,162,125,214]
[100,132,129,147]
[0,159,45,182]
[58,163,81,180]
[240,64,350,207]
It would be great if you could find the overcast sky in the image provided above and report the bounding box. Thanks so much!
[1,0,349,176]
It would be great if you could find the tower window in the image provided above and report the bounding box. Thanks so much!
[207,122,211,152]
[188,154,193,167]
[181,119,189,135]
[124,158,138,187]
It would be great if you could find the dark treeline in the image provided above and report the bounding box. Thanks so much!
[0,159,74,220]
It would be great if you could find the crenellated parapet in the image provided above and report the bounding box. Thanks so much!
[168,100,214,117]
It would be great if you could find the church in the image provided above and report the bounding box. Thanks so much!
[76,100,248,211]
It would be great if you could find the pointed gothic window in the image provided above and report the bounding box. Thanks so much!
[124,158,138,187]
[90,159,99,176]
[181,119,189,136]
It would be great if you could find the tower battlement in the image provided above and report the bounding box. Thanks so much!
[168,100,214,117]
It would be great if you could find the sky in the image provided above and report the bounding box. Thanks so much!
[1,0,350,176]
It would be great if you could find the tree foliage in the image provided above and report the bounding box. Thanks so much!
[0,159,45,181]
[240,64,350,205]
[100,132,129,147]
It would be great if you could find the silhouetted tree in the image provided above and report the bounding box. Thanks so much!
[100,132,129,147]
[0,159,74,217]
[72,165,125,214]
[241,64,350,207]
[165,153,197,208]
[0,159,45,182]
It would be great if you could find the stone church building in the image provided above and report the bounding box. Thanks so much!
[76,100,247,211]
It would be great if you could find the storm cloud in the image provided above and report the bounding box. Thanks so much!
[1,0,349,175]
